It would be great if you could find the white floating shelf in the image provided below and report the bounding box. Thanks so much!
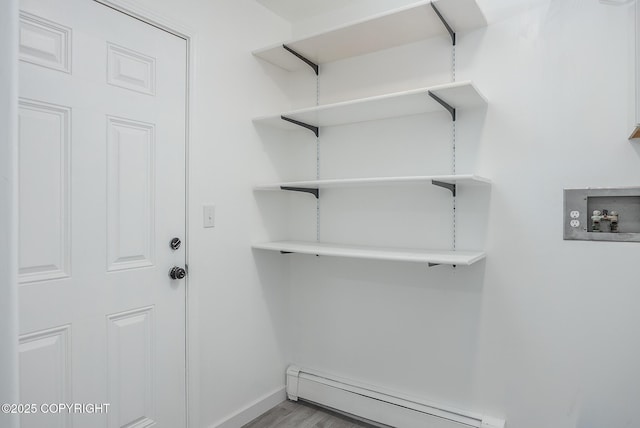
[255,174,491,191]
[253,241,485,266]
[253,81,486,130]
[253,0,487,71]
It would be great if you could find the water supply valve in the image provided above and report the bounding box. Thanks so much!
[610,210,619,232]
[591,210,602,231]
[591,209,619,233]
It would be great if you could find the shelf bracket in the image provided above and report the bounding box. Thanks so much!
[280,186,320,199]
[428,91,456,121]
[281,115,319,137]
[430,3,456,46]
[282,44,319,75]
[432,180,456,197]
[280,251,320,257]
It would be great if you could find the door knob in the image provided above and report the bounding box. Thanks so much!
[170,237,181,250]
[169,266,186,280]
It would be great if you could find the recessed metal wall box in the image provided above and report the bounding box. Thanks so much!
[564,187,640,242]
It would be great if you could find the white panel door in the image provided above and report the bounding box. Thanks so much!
[18,0,187,427]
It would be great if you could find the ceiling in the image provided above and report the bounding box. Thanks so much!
[255,0,359,21]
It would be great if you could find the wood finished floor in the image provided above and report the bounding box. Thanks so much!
[242,400,379,428]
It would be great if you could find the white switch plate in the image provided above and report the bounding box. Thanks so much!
[203,205,215,228]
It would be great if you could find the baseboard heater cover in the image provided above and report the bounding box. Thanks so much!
[286,365,505,428]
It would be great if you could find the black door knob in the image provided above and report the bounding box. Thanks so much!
[169,266,186,280]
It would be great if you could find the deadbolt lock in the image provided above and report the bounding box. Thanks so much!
[170,237,181,250]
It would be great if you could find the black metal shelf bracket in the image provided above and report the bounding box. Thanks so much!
[280,251,320,257]
[432,180,456,197]
[282,44,319,75]
[281,115,319,137]
[280,186,320,199]
[428,262,457,268]
[430,3,456,46]
[428,91,456,121]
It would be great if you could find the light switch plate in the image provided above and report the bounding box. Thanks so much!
[203,205,215,228]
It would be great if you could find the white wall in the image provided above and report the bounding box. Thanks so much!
[109,1,295,427]
[89,1,640,427]
[0,0,20,427]
[257,1,640,428]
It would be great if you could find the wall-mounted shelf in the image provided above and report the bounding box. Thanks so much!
[253,0,487,72]
[253,81,486,133]
[255,175,491,197]
[253,1,490,272]
[253,241,485,266]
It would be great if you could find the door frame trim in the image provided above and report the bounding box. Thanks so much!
[1,1,20,427]
[92,1,197,427]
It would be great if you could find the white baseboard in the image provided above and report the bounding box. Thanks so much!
[209,386,286,428]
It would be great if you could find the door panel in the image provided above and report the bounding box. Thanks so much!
[107,44,156,96]
[18,99,71,283]
[19,11,72,74]
[106,307,155,428]
[18,325,72,428]
[106,116,156,272]
[18,1,187,427]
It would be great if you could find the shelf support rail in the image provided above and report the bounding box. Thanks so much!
[282,44,319,75]
[280,186,320,199]
[432,180,456,197]
[428,91,456,121]
[430,3,456,46]
[281,115,319,137]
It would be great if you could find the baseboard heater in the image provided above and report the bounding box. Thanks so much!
[286,366,505,428]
